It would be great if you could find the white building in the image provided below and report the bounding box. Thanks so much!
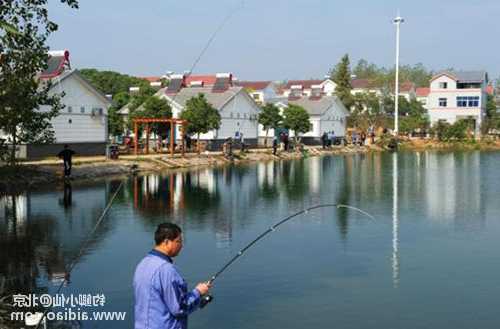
[158,73,261,150]
[416,87,430,109]
[261,87,349,144]
[350,79,382,96]
[1,50,111,159]
[280,79,337,97]
[234,81,279,104]
[427,71,488,134]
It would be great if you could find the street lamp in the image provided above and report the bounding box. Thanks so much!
[393,15,404,135]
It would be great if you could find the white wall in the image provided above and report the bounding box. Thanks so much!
[46,73,109,143]
[428,75,486,131]
[217,92,260,139]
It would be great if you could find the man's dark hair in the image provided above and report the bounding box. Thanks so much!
[155,223,182,245]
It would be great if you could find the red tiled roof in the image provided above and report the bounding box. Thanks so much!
[399,81,415,93]
[285,79,323,90]
[416,87,430,97]
[40,50,70,79]
[350,79,371,89]
[235,81,271,91]
[141,76,162,83]
[185,75,217,86]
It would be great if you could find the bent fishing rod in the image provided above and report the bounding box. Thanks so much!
[199,203,375,308]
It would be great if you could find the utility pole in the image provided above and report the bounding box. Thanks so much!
[393,15,404,135]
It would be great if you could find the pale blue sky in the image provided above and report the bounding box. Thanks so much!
[48,0,500,82]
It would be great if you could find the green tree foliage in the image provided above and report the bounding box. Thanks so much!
[348,92,385,130]
[141,96,172,138]
[79,68,150,96]
[0,0,79,165]
[258,103,282,145]
[180,94,221,152]
[481,94,500,134]
[107,91,130,137]
[282,104,312,143]
[351,59,433,88]
[331,54,354,109]
[431,119,473,141]
[126,85,157,131]
[128,95,172,140]
[352,59,381,81]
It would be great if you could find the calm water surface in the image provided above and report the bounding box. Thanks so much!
[1,151,500,329]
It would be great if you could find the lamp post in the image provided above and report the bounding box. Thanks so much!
[393,15,404,135]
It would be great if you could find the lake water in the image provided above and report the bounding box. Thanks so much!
[1,151,500,329]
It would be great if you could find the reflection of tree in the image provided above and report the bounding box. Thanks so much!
[280,160,309,200]
[335,159,351,240]
[0,183,115,329]
[182,172,220,217]
[257,162,279,201]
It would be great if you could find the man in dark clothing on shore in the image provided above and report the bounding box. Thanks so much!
[272,136,278,155]
[321,132,328,149]
[58,145,76,177]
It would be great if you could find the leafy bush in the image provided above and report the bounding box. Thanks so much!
[431,119,473,141]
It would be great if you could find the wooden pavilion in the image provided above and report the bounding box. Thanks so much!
[132,118,188,156]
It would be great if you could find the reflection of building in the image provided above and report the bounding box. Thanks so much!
[424,152,483,229]
[0,193,28,236]
[0,182,111,296]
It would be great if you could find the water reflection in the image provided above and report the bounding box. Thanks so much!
[392,153,400,288]
[0,151,495,329]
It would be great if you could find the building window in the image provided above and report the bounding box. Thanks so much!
[230,112,233,118]
[439,98,447,107]
[80,106,85,113]
[68,106,73,113]
[237,113,240,119]
[439,82,448,89]
[68,119,72,124]
[253,94,260,100]
[457,96,480,107]
[468,96,479,107]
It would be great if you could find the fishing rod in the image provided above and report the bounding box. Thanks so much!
[199,203,375,308]
[34,181,125,329]
[33,2,246,326]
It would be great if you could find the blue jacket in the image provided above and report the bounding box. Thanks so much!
[133,250,201,329]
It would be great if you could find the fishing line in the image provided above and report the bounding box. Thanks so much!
[183,0,245,80]
[199,203,375,307]
[34,181,125,329]
[34,2,247,326]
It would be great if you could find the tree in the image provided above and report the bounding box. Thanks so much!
[282,104,312,144]
[179,94,221,152]
[126,85,156,131]
[141,96,172,138]
[0,0,79,165]
[331,54,354,110]
[107,91,130,137]
[258,103,282,146]
[481,94,500,134]
[79,68,150,96]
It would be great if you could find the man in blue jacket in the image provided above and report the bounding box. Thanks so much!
[133,223,211,329]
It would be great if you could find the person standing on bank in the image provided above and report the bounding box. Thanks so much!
[57,144,76,177]
[272,136,278,155]
[133,223,211,329]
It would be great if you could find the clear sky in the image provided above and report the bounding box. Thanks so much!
[48,0,500,82]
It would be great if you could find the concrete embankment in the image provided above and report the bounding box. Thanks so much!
[0,146,374,192]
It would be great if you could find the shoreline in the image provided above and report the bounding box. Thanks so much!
[2,139,500,193]
[0,146,373,193]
